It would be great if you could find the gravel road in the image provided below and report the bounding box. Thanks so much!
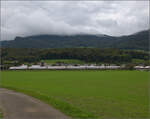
[0,88,70,119]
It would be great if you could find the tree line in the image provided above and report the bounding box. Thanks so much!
[0,48,149,69]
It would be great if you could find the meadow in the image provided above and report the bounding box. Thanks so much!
[44,59,85,65]
[0,112,2,118]
[0,108,2,118]
[1,70,149,119]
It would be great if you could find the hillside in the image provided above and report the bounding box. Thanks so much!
[1,30,149,50]
[113,30,149,50]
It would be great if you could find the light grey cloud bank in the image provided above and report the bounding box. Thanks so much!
[1,1,149,40]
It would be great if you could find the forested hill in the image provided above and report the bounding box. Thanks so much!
[1,29,149,50]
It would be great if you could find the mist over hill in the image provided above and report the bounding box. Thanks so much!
[1,30,149,50]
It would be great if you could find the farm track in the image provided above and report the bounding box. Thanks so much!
[0,88,70,119]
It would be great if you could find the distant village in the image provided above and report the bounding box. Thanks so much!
[9,62,150,70]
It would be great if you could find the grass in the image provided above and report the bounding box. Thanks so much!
[0,111,3,118]
[1,70,149,119]
[132,59,145,64]
[44,59,85,64]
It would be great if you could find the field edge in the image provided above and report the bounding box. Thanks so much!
[1,86,98,119]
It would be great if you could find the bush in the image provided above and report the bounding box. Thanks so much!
[125,64,136,70]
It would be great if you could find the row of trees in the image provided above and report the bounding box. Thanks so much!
[0,48,149,69]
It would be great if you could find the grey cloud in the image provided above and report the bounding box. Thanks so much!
[1,1,149,40]
[96,19,118,28]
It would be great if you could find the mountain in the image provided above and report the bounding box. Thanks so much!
[109,30,149,50]
[0,30,149,50]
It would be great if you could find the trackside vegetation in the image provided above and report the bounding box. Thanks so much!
[1,70,149,119]
[45,59,85,65]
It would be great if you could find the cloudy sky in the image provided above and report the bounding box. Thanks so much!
[1,1,149,40]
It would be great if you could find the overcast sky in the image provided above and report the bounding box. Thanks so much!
[1,1,149,40]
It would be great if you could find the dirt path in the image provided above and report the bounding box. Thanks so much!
[0,88,70,119]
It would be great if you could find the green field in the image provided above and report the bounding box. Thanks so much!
[0,113,2,118]
[0,109,2,118]
[44,59,85,64]
[0,114,2,118]
[1,70,149,119]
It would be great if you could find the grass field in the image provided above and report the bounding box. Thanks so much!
[1,70,149,119]
[44,59,85,64]
[0,110,2,118]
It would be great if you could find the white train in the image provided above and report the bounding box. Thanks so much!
[9,64,150,70]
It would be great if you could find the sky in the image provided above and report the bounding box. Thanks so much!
[1,1,149,40]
